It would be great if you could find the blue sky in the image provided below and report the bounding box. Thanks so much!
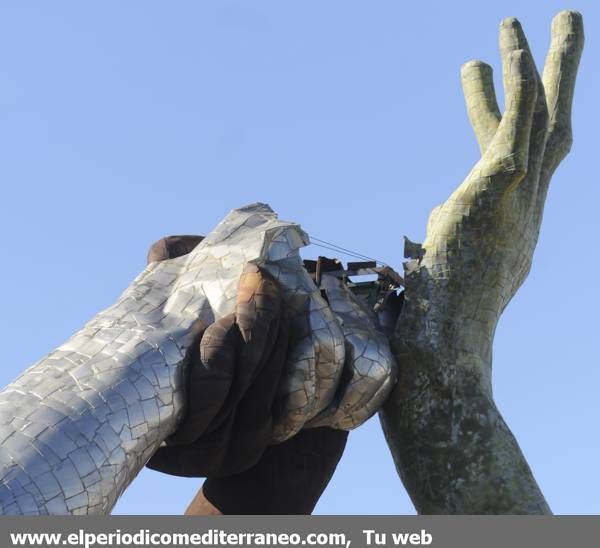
[0,1,598,514]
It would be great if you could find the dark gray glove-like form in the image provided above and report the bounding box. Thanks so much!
[145,236,349,514]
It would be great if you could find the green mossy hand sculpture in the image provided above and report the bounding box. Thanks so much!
[381,11,584,514]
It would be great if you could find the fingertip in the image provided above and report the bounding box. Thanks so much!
[236,263,263,305]
[551,10,584,49]
[508,48,534,76]
[506,49,537,104]
[461,59,492,76]
[236,264,282,349]
[237,264,280,304]
[500,16,524,40]
[552,10,583,32]
[500,16,529,52]
[500,16,521,30]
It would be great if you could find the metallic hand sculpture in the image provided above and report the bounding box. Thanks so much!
[381,11,583,514]
[0,204,396,514]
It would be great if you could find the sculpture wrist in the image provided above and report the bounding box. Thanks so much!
[380,343,549,514]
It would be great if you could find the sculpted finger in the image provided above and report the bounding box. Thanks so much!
[187,264,283,438]
[461,60,501,154]
[542,10,584,174]
[149,315,238,445]
[270,260,346,443]
[212,315,291,476]
[477,49,537,189]
[500,17,548,180]
[500,17,542,90]
[147,235,204,264]
[307,274,397,430]
[146,268,288,477]
[152,315,288,478]
[235,264,282,372]
[145,314,239,475]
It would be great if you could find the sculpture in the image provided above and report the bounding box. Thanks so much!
[0,204,396,514]
[381,10,583,514]
[0,10,584,515]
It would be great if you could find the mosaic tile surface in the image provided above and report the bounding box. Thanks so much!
[0,203,396,514]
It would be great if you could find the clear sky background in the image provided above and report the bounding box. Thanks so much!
[0,1,598,515]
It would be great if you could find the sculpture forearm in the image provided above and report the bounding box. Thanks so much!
[0,204,397,514]
[0,266,193,514]
[380,11,583,515]
[380,343,550,514]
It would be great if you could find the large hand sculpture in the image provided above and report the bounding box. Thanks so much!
[380,11,583,514]
[0,204,396,514]
[0,10,584,516]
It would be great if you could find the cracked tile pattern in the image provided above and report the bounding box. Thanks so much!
[380,12,583,514]
[308,273,397,430]
[0,202,395,514]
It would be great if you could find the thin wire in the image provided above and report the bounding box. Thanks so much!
[309,242,371,261]
[310,236,379,262]
[308,235,389,267]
